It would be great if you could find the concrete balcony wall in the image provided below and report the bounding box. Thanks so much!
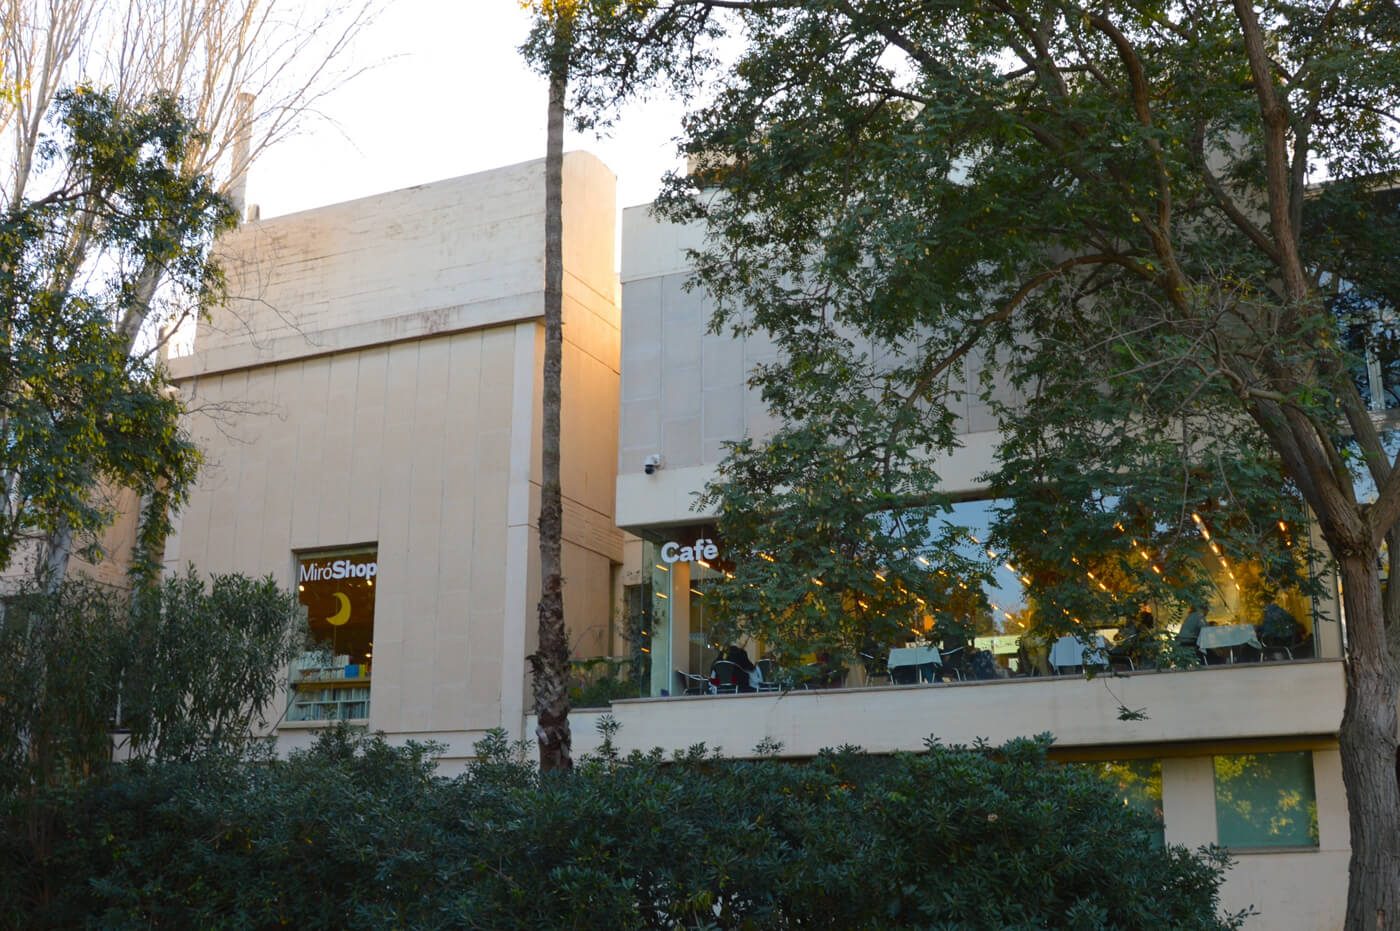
[564,660,1344,760]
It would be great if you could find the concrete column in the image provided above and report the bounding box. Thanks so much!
[1310,517,1343,658]
[1312,749,1350,852]
[1162,756,1217,848]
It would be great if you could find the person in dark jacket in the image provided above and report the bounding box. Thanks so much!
[722,644,759,691]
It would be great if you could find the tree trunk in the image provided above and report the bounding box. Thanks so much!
[528,33,572,774]
[40,518,73,593]
[1334,550,1400,930]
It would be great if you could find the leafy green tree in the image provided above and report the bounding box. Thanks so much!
[0,87,232,584]
[0,572,302,792]
[2,0,380,581]
[526,1,1400,924]
[0,571,302,911]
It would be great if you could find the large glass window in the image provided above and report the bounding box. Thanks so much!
[288,548,377,722]
[688,561,724,680]
[942,498,1319,667]
[1078,758,1164,848]
[1213,751,1319,850]
[646,543,674,697]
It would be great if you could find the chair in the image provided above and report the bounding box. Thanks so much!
[709,659,748,693]
[859,651,892,686]
[675,668,712,695]
[1257,628,1297,662]
[937,646,965,682]
[755,658,781,691]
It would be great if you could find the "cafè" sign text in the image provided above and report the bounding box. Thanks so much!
[661,537,719,564]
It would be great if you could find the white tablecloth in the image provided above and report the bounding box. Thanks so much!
[1197,624,1263,651]
[1049,635,1108,669]
[888,645,942,669]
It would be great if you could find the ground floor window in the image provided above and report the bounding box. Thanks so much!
[288,548,377,722]
[1213,751,1318,850]
[1077,758,1164,848]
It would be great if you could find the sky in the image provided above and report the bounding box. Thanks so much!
[245,2,687,221]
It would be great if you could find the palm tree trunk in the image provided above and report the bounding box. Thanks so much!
[529,23,572,774]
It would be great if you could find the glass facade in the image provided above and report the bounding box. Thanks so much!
[1213,751,1319,850]
[1079,758,1164,848]
[646,542,674,697]
[641,494,1331,694]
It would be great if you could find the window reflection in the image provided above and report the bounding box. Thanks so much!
[1078,758,1164,848]
[1213,752,1319,849]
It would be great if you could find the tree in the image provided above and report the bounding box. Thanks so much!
[2,0,378,581]
[0,570,302,912]
[0,87,227,582]
[536,1,1400,925]
[520,0,581,773]
[0,570,302,791]
[3,728,1244,928]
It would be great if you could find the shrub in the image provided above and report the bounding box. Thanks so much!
[2,727,1245,929]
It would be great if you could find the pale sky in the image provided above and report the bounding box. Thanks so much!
[245,2,687,220]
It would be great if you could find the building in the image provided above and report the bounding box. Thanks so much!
[164,156,1351,928]
[165,154,623,768]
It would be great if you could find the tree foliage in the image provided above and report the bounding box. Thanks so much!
[2,726,1244,929]
[0,87,233,580]
[528,1,1400,923]
[0,571,302,795]
[2,0,379,583]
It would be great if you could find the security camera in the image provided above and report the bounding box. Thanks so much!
[643,454,663,475]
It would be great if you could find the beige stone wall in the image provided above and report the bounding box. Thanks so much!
[169,327,525,737]
[616,203,1013,529]
[1164,750,1349,930]
[165,153,622,758]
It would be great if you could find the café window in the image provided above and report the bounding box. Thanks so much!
[1078,758,1165,849]
[288,548,377,722]
[1213,751,1319,850]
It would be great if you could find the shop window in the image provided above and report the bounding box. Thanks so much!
[1078,758,1164,848]
[1213,751,1318,850]
[288,548,377,722]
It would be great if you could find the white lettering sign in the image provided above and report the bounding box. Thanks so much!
[660,538,720,564]
[298,558,378,583]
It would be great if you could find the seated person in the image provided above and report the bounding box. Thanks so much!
[1111,609,1156,666]
[968,647,999,680]
[722,644,760,691]
[1017,636,1051,677]
[812,650,845,688]
[1258,602,1304,644]
[1175,601,1207,647]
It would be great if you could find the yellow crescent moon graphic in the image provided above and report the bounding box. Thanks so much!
[326,592,351,626]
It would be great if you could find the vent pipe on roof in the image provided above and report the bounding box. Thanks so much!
[228,92,255,223]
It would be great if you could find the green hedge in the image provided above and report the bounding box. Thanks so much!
[3,727,1245,930]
